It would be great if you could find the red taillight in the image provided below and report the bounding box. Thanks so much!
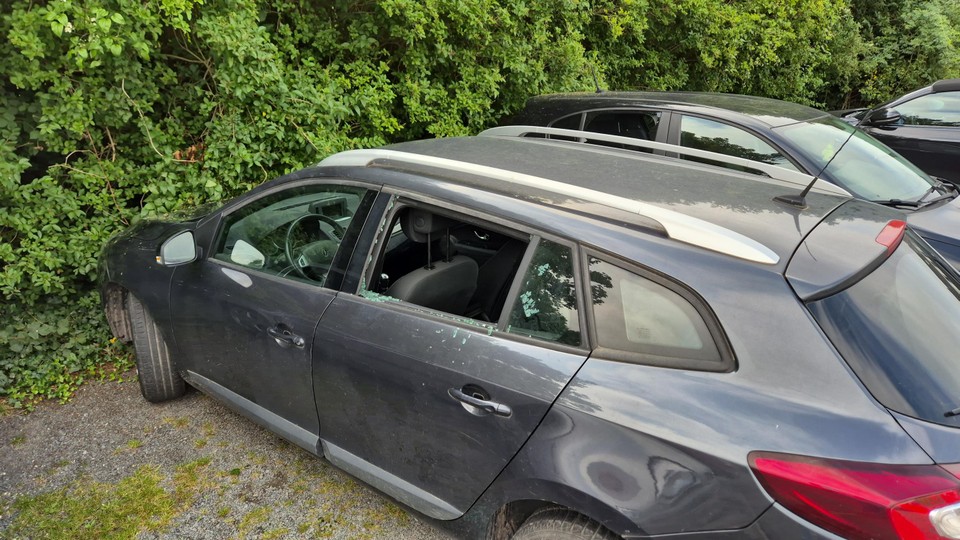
[749,452,960,540]
[876,219,908,254]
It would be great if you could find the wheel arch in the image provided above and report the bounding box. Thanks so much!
[102,283,133,343]
[479,480,637,540]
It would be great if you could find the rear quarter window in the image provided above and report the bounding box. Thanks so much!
[587,255,732,371]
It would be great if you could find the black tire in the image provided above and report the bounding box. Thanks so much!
[127,294,186,402]
[513,508,621,540]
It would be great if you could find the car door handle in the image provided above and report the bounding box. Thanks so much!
[448,387,512,418]
[267,324,305,348]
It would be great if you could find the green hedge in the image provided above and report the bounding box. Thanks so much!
[1,0,958,407]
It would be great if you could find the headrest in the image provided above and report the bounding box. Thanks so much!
[400,209,454,243]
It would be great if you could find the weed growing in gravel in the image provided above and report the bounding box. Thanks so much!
[173,457,214,507]
[236,506,272,537]
[9,435,24,445]
[261,526,290,539]
[6,466,175,538]
[162,416,190,429]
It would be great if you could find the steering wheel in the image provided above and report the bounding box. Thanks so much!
[284,214,345,281]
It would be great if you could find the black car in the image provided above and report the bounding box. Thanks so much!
[835,79,960,185]
[101,134,960,539]
[506,91,960,268]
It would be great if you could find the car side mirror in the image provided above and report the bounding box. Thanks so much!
[864,107,901,127]
[157,230,198,266]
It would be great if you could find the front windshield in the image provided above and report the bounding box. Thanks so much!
[808,232,960,428]
[776,116,934,201]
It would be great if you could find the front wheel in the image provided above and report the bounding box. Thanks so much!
[513,508,620,540]
[127,294,186,402]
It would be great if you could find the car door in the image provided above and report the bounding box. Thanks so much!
[867,91,960,183]
[169,180,378,448]
[312,197,590,519]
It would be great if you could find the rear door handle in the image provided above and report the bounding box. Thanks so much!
[449,387,512,418]
[267,324,305,348]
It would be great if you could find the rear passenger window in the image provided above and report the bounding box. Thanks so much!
[544,113,584,142]
[585,111,660,142]
[589,256,726,369]
[507,239,581,346]
[551,114,583,130]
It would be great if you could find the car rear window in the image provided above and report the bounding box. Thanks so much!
[808,232,960,428]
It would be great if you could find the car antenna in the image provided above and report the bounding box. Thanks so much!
[773,108,874,209]
[590,64,603,94]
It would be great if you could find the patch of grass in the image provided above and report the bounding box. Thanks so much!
[43,459,71,475]
[202,421,216,437]
[113,438,144,455]
[236,506,271,537]
[195,438,208,449]
[10,435,25,445]
[311,514,345,539]
[262,527,289,539]
[217,506,231,519]
[6,466,175,539]
[0,400,15,416]
[379,502,411,525]
[173,456,214,507]
[162,416,190,429]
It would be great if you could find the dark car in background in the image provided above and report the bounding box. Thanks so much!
[505,91,960,267]
[835,79,960,184]
[101,132,960,539]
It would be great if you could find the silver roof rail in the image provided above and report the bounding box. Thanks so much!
[320,148,780,265]
[480,125,851,197]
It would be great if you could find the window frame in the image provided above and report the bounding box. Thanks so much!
[207,178,378,291]
[351,189,591,354]
[580,247,736,372]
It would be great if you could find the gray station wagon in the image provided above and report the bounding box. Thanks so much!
[100,132,960,539]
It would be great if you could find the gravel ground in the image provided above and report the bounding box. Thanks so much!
[0,374,454,539]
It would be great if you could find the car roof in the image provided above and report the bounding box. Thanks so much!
[319,135,848,268]
[515,91,830,128]
[932,79,960,93]
[883,79,960,108]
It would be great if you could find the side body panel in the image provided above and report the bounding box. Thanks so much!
[444,254,927,539]
[312,281,588,518]
[170,261,332,434]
